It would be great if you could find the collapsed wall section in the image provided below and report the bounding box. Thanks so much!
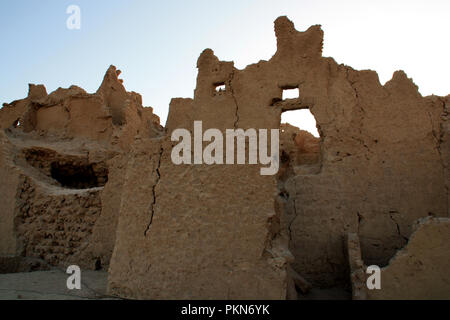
[0,132,21,255]
[346,217,450,299]
[0,15,448,299]
[109,16,449,298]
[262,17,448,288]
[14,176,103,268]
[0,66,163,271]
[368,217,450,300]
[284,70,448,287]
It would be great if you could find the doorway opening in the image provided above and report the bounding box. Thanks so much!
[279,108,321,175]
[281,109,319,137]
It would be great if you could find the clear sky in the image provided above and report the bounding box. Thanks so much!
[1,0,449,136]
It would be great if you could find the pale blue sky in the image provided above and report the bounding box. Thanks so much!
[1,0,449,135]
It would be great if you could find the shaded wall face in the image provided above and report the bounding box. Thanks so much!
[109,141,287,299]
[0,133,20,255]
[347,217,450,300]
[108,47,295,299]
[0,99,29,131]
[15,176,103,268]
[0,66,163,270]
[0,139,115,269]
[1,17,446,298]
[285,69,447,286]
[163,18,449,288]
[268,25,447,285]
[32,97,113,143]
[368,217,450,300]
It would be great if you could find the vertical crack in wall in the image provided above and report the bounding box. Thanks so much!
[345,69,371,161]
[388,211,408,242]
[443,98,450,216]
[429,98,449,215]
[144,146,164,236]
[288,199,297,242]
[357,211,363,234]
[287,178,299,242]
[228,70,240,129]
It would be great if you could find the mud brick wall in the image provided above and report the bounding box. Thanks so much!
[15,176,103,269]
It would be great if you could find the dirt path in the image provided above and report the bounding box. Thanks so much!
[0,269,118,300]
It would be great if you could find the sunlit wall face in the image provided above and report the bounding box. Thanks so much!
[1,0,448,132]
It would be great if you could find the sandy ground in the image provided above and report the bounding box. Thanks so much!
[298,287,351,300]
[0,268,350,300]
[0,269,118,300]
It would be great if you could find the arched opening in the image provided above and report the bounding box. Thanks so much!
[215,83,226,92]
[281,109,319,138]
[279,108,322,177]
[50,162,108,189]
[23,148,108,190]
[13,118,22,128]
[212,82,226,96]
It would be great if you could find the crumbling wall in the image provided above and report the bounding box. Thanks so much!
[168,17,448,290]
[2,65,161,151]
[108,16,449,298]
[279,123,320,180]
[22,147,108,189]
[367,217,450,300]
[4,144,128,270]
[0,84,47,131]
[84,154,128,269]
[284,71,447,287]
[0,66,162,271]
[268,17,448,287]
[108,46,291,299]
[1,15,448,299]
[108,137,289,299]
[439,96,450,218]
[0,132,21,255]
[346,217,450,300]
[15,176,103,268]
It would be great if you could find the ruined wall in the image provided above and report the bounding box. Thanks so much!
[108,137,289,299]
[1,15,448,299]
[284,71,448,287]
[0,66,162,270]
[279,123,320,180]
[170,17,448,289]
[0,84,46,131]
[268,17,448,287]
[107,46,291,299]
[367,217,450,300]
[80,154,128,269]
[440,97,450,220]
[15,176,103,268]
[0,132,21,255]
[108,16,449,298]
[0,137,111,269]
[346,217,450,300]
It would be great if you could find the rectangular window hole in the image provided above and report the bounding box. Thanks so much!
[214,83,226,92]
[282,87,299,100]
